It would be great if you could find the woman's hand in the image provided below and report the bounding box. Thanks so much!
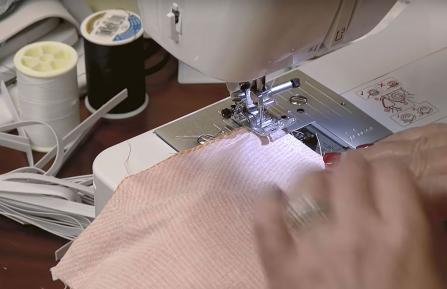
[358,123,447,219]
[255,153,445,289]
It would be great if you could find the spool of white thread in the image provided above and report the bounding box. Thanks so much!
[14,41,79,152]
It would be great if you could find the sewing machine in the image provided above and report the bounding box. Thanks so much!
[93,0,447,214]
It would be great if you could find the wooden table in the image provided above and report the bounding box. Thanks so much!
[0,47,228,288]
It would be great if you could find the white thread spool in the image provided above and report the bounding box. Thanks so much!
[14,41,79,152]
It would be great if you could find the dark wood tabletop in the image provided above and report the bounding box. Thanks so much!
[0,45,228,288]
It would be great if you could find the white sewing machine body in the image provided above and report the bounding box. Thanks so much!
[138,0,398,82]
[94,0,447,214]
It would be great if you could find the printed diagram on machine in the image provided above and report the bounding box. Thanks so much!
[356,77,438,127]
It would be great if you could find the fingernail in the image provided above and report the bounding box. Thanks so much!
[323,152,341,166]
[356,143,374,149]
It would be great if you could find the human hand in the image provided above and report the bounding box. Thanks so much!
[358,124,447,220]
[255,153,445,289]
[324,124,447,220]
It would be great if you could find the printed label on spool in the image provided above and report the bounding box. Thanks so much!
[81,10,143,46]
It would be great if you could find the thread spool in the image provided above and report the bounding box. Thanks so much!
[81,9,148,119]
[14,41,80,152]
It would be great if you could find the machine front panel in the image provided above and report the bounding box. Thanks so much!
[155,70,392,155]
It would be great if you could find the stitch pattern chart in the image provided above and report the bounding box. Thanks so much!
[356,78,438,127]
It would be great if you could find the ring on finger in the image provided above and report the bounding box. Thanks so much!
[286,193,328,230]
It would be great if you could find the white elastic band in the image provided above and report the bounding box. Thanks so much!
[0,132,31,152]
[0,81,34,165]
[0,180,80,201]
[0,120,63,175]
[35,89,128,173]
[1,173,94,197]
[0,193,95,219]
[0,89,128,239]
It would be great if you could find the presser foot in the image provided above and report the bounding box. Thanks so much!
[248,116,296,137]
[221,77,301,138]
[227,107,296,137]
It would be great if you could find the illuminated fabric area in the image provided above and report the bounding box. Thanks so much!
[52,130,324,289]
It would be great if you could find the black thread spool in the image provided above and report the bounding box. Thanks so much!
[81,10,148,119]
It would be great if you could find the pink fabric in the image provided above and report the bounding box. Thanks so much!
[52,130,324,289]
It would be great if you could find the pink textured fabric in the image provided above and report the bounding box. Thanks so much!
[51,130,324,289]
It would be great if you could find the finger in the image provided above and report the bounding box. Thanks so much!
[330,152,378,225]
[362,141,447,220]
[286,171,331,212]
[362,134,447,162]
[361,140,447,178]
[254,186,295,276]
[379,123,447,143]
[413,146,447,177]
[370,160,428,231]
[360,141,414,162]
[432,225,447,281]
[285,171,333,238]
[419,175,447,221]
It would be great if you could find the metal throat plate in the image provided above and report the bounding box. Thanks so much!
[155,69,392,153]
